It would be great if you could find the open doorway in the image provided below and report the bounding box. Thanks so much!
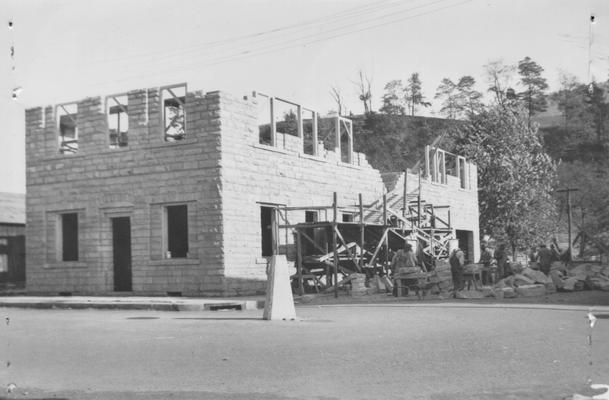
[456,229,474,263]
[112,217,132,291]
[260,206,277,257]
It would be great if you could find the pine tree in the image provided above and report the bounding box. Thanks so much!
[405,73,431,116]
[517,56,549,126]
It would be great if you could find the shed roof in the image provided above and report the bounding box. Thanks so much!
[0,192,25,225]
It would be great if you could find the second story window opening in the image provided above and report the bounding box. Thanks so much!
[162,85,186,142]
[57,103,78,154]
[107,94,128,148]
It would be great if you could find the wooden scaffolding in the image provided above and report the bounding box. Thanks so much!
[277,188,454,297]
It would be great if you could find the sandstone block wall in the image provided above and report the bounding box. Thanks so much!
[26,88,225,295]
[217,92,386,295]
[25,83,481,296]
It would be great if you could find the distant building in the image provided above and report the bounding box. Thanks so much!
[0,192,25,287]
[25,84,479,296]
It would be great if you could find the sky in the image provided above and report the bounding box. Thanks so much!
[1,0,607,194]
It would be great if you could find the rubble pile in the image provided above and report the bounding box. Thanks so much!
[488,261,609,299]
[549,262,609,292]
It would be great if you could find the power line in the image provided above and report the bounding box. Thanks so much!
[137,0,451,70]
[88,0,414,65]
[87,0,471,89]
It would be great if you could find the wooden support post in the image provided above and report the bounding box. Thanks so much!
[333,192,339,298]
[417,169,422,228]
[335,117,340,154]
[312,111,318,156]
[430,205,436,268]
[402,169,407,236]
[557,187,579,262]
[297,104,303,139]
[269,97,276,147]
[448,209,451,230]
[359,193,364,271]
[296,230,304,296]
[383,194,388,275]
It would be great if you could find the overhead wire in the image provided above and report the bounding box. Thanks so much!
[90,0,412,65]
[86,0,472,89]
[131,0,453,70]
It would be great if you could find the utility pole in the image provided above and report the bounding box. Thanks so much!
[556,188,579,262]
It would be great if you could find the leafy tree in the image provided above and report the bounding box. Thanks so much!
[556,159,609,256]
[586,81,609,144]
[451,104,558,257]
[517,56,549,126]
[435,76,483,119]
[380,80,406,115]
[456,75,484,116]
[435,78,459,119]
[405,73,431,116]
[352,113,457,172]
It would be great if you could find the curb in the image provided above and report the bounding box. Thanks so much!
[0,299,266,312]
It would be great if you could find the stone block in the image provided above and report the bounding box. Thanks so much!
[515,284,546,297]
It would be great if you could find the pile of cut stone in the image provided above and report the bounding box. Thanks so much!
[549,262,609,292]
[349,273,368,296]
[430,260,452,293]
[490,261,609,298]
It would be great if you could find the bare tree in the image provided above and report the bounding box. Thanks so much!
[329,86,345,115]
[353,69,373,114]
[484,59,517,108]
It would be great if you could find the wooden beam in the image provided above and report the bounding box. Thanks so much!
[332,192,339,298]
[296,231,304,296]
[312,111,318,156]
[359,193,364,271]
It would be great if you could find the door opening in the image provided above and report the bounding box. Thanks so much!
[112,217,132,291]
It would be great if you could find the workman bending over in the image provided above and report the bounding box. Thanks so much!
[391,242,417,276]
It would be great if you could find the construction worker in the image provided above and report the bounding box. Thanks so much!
[536,243,554,276]
[390,242,417,275]
[494,243,509,280]
[449,247,465,297]
[479,242,495,285]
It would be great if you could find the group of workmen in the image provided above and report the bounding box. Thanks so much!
[390,238,568,298]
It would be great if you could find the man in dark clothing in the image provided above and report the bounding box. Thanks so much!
[494,244,509,279]
[449,247,465,297]
[536,243,554,276]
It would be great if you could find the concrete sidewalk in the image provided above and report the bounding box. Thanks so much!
[0,295,266,311]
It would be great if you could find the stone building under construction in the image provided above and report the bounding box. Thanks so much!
[25,83,479,296]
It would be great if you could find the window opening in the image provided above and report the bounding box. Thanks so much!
[257,96,273,145]
[445,153,458,178]
[60,213,78,261]
[0,254,7,273]
[302,109,317,155]
[339,118,353,164]
[305,210,319,223]
[458,157,467,189]
[107,94,128,148]
[166,205,188,258]
[318,116,336,152]
[162,85,186,142]
[57,103,78,154]
[274,98,299,138]
[341,213,354,222]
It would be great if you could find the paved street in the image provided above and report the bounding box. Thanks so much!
[1,304,608,400]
